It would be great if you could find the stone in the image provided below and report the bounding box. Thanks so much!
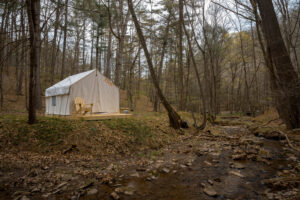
[136,167,146,172]
[20,196,30,200]
[288,155,297,162]
[214,178,221,182]
[162,168,170,173]
[208,180,213,185]
[204,161,212,166]
[124,190,134,195]
[232,154,247,160]
[31,187,40,193]
[229,170,244,178]
[180,164,187,169]
[114,187,124,193]
[195,151,203,157]
[87,188,98,195]
[233,163,245,169]
[111,192,120,200]
[211,152,220,157]
[41,193,51,198]
[130,172,139,178]
[203,186,217,197]
[41,166,49,170]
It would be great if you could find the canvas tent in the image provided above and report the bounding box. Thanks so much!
[45,69,119,115]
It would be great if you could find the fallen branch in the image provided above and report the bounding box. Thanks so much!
[280,131,300,153]
[261,118,280,126]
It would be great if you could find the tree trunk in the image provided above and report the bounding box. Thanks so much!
[61,0,68,79]
[50,0,60,84]
[256,0,300,129]
[182,16,207,130]
[178,0,184,111]
[26,0,41,124]
[127,0,185,129]
[90,22,94,70]
[17,4,26,95]
[95,27,100,71]
[105,30,112,78]
[154,16,170,112]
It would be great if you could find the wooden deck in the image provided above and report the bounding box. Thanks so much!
[46,113,132,120]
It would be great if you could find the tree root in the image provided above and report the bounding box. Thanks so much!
[278,130,300,153]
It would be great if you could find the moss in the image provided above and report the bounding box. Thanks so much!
[0,116,73,150]
[103,118,153,145]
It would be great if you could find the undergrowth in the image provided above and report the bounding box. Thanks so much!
[103,118,153,144]
[0,115,73,150]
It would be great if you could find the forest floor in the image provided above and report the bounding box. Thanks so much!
[0,109,300,200]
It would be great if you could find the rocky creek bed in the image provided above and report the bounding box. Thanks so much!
[1,119,300,200]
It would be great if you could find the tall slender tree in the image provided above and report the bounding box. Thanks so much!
[127,0,186,129]
[26,0,41,124]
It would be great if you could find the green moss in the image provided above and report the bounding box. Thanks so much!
[33,118,72,144]
[0,116,73,148]
[103,118,153,144]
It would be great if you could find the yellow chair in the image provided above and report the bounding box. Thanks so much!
[74,97,93,115]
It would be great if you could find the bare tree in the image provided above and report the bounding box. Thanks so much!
[255,0,300,129]
[26,0,41,124]
[127,0,186,129]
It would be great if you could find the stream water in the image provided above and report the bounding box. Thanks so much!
[79,135,292,200]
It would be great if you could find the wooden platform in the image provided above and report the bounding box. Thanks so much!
[46,113,132,120]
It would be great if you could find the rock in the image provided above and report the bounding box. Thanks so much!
[41,193,51,198]
[20,196,30,200]
[111,192,120,200]
[265,190,274,199]
[179,164,186,169]
[232,162,245,169]
[162,168,170,173]
[146,175,157,181]
[186,162,192,167]
[195,151,203,157]
[204,161,212,166]
[136,167,146,172]
[184,150,191,154]
[214,178,221,182]
[253,128,285,140]
[41,166,49,170]
[130,172,139,178]
[212,159,219,163]
[107,164,115,171]
[87,188,98,195]
[211,152,220,157]
[114,187,124,193]
[288,155,297,162]
[124,190,134,195]
[203,186,217,197]
[229,170,244,178]
[232,154,247,160]
[208,180,213,185]
[31,187,40,193]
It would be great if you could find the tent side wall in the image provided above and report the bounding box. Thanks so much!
[45,95,70,115]
[95,73,119,113]
[69,71,120,114]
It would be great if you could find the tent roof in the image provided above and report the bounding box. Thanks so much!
[45,69,95,97]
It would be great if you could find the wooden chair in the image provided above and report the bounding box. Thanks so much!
[74,97,93,115]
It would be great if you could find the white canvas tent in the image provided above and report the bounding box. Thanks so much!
[45,69,119,115]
